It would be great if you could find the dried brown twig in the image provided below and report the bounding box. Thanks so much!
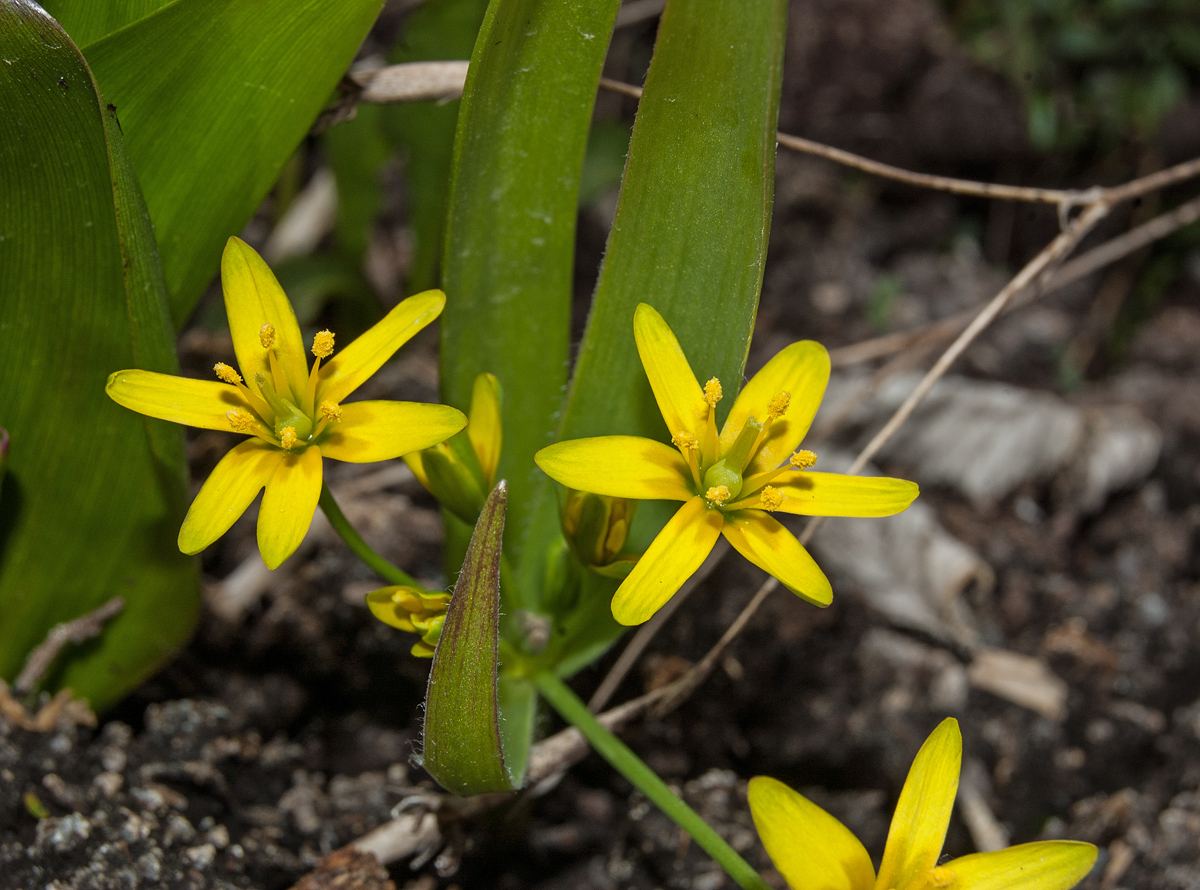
[14,596,125,695]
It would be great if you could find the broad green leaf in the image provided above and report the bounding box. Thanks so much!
[83,0,385,326]
[524,0,788,655]
[39,0,170,48]
[381,0,490,293]
[0,0,198,711]
[439,0,622,560]
[423,483,516,794]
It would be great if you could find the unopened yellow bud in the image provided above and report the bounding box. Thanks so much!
[280,425,299,450]
[312,329,335,359]
[789,450,817,470]
[704,377,723,406]
[259,323,276,349]
[227,409,256,433]
[705,485,731,506]
[214,362,242,385]
[759,486,783,511]
[320,401,342,422]
[671,431,698,451]
[768,391,791,419]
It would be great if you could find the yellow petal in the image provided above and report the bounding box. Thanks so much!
[257,444,323,569]
[769,472,918,517]
[468,373,503,486]
[611,496,722,625]
[319,401,466,463]
[720,510,832,606]
[107,369,246,431]
[935,842,1098,890]
[747,777,875,890]
[633,303,707,439]
[725,340,831,476]
[222,237,309,402]
[535,436,694,501]
[317,289,445,406]
[178,439,283,554]
[876,718,962,890]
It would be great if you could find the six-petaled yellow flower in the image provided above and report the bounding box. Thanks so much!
[106,237,466,568]
[749,718,1097,890]
[535,303,919,625]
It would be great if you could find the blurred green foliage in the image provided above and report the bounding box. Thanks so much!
[943,0,1200,150]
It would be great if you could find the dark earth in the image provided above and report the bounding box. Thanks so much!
[4,0,1200,887]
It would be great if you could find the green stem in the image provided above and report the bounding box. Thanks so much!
[534,672,771,890]
[319,483,417,587]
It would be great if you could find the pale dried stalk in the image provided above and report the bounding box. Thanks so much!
[830,192,1200,368]
[14,596,125,694]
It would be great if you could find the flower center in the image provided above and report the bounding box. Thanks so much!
[214,328,342,451]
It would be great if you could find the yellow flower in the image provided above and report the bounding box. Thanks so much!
[535,303,918,625]
[365,585,451,658]
[749,719,1097,890]
[106,237,466,568]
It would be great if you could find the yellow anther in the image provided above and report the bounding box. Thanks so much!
[759,486,783,511]
[768,391,791,419]
[671,431,698,450]
[259,323,276,349]
[929,867,956,888]
[280,425,299,450]
[789,450,817,470]
[705,485,731,506]
[226,409,256,433]
[214,362,243,385]
[312,329,335,359]
[320,401,342,422]
[704,377,723,406]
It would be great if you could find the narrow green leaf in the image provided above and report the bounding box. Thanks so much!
[562,0,787,443]
[39,0,170,48]
[0,0,198,711]
[524,0,788,657]
[439,0,622,557]
[83,0,385,325]
[423,482,516,794]
[381,0,490,292]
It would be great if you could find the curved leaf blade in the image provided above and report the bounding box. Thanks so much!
[84,0,385,324]
[423,482,516,794]
[0,0,198,711]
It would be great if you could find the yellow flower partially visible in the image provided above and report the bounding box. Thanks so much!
[535,303,919,625]
[366,585,451,657]
[749,719,1098,890]
[106,237,466,569]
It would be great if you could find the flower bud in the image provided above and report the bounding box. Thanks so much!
[561,490,638,570]
[365,585,450,658]
[405,435,488,525]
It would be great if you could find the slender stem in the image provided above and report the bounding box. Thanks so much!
[319,483,417,587]
[534,672,772,890]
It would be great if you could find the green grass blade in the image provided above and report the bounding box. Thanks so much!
[84,0,385,326]
[0,0,199,711]
[521,0,788,650]
[439,0,622,559]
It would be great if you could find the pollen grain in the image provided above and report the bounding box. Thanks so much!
[768,391,791,418]
[704,377,723,406]
[705,485,731,506]
[312,330,335,359]
[214,362,242,385]
[320,401,342,422]
[226,409,256,433]
[789,450,817,470]
[280,425,299,450]
[671,431,698,451]
[759,486,783,511]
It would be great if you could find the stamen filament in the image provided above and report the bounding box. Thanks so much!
[672,431,702,489]
[739,450,819,499]
[267,349,290,402]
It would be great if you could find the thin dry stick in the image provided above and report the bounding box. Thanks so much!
[829,192,1200,369]
[14,597,125,694]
